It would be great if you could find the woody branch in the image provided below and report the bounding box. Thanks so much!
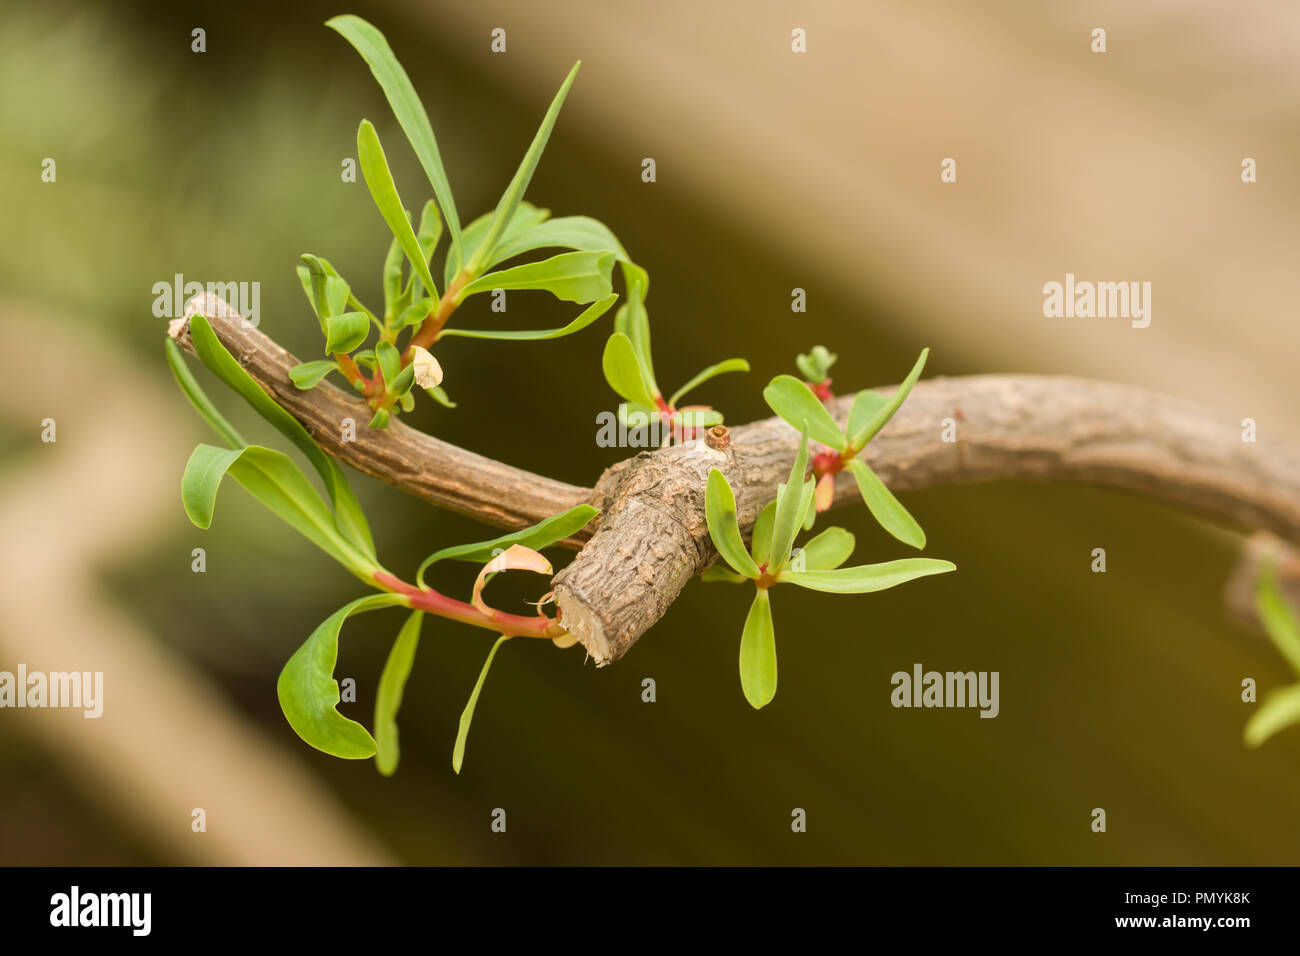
[174,294,1300,664]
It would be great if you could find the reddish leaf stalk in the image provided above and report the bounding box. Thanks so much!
[373,571,564,639]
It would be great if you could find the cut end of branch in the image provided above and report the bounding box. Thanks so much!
[555,584,615,666]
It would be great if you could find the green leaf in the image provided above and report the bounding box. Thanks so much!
[780,558,955,593]
[424,384,457,408]
[375,341,401,386]
[705,469,761,579]
[450,203,551,289]
[763,375,847,450]
[750,500,777,566]
[739,589,777,709]
[381,237,404,321]
[278,593,407,759]
[795,345,837,382]
[187,315,376,559]
[457,251,615,305]
[324,275,351,319]
[1244,684,1300,747]
[614,264,656,393]
[327,15,463,262]
[1257,562,1300,676]
[767,430,812,573]
[669,358,750,408]
[324,311,370,355]
[414,199,442,266]
[387,362,416,398]
[847,459,926,550]
[369,408,390,429]
[416,504,599,586]
[453,635,510,773]
[289,360,339,390]
[674,409,724,429]
[297,255,331,330]
[395,297,434,329]
[438,293,616,341]
[847,348,929,451]
[795,526,855,571]
[165,338,246,448]
[483,215,627,271]
[181,443,378,579]
[847,389,887,439]
[374,610,423,775]
[357,119,441,301]
[602,332,659,407]
[465,62,581,275]
[700,565,749,584]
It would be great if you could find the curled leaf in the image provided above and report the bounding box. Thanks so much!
[471,544,553,615]
[410,345,444,388]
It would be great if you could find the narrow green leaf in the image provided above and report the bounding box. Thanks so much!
[763,375,847,450]
[457,251,615,305]
[483,215,628,271]
[795,526,856,571]
[450,203,551,288]
[324,311,370,355]
[750,500,777,566]
[165,338,246,448]
[181,443,379,579]
[357,119,441,301]
[767,430,811,573]
[1244,684,1300,747]
[453,635,511,773]
[376,341,401,386]
[1257,562,1300,676]
[847,459,926,550]
[602,332,658,408]
[387,362,416,398]
[381,237,404,320]
[415,199,442,265]
[289,360,339,390]
[424,384,457,408]
[780,558,955,593]
[298,255,331,331]
[181,445,245,529]
[395,297,434,329]
[416,504,599,586]
[278,593,407,759]
[466,62,581,274]
[324,275,351,319]
[438,293,616,341]
[327,15,463,260]
[705,469,761,579]
[374,610,423,775]
[847,348,929,451]
[847,389,887,439]
[613,264,657,394]
[739,589,777,709]
[669,358,750,408]
[187,315,376,559]
[369,408,390,429]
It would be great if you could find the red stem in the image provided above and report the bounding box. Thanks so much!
[373,571,563,639]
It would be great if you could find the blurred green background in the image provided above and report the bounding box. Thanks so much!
[1,0,1297,865]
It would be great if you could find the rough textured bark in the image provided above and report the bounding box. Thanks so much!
[174,294,1300,665]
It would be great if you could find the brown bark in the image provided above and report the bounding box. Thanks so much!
[173,294,1300,665]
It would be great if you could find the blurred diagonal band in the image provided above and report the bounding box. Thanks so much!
[176,297,1300,665]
